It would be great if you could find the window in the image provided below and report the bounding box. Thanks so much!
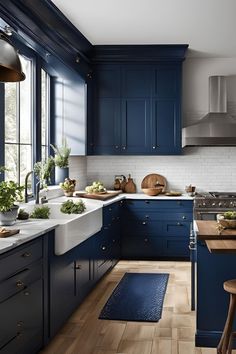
[3,50,51,185]
[4,55,33,184]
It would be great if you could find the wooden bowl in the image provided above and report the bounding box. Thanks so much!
[218,218,236,229]
[142,188,162,196]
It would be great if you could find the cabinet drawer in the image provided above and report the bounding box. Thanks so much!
[0,238,43,282]
[123,220,191,237]
[0,260,42,303]
[164,238,189,258]
[124,210,192,222]
[121,236,164,259]
[0,278,43,352]
[124,199,193,211]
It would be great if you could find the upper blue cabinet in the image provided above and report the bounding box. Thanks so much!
[88,45,188,155]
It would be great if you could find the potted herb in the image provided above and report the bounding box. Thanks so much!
[59,178,76,197]
[34,157,55,189]
[50,141,71,184]
[0,170,24,225]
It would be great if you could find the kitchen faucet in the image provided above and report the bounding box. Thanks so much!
[24,171,34,203]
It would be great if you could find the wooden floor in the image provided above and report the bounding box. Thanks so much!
[40,260,234,354]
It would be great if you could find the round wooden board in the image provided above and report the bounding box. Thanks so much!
[141,173,167,192]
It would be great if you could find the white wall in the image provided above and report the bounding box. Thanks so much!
[72,57,236,192]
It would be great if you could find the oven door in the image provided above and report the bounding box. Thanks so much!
[194,210,219,220]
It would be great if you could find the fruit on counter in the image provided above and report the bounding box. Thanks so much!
[60,199,86,214]
[85,181,106,194]
[223,211,236,220]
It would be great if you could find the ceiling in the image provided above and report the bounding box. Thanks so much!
[52,0,236,58]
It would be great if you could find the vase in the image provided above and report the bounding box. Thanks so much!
[55,167,69,184]
[0,205,19,226]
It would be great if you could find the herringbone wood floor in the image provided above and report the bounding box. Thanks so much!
[40,260,233,354]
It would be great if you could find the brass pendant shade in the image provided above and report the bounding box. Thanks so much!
[0,34,25,82]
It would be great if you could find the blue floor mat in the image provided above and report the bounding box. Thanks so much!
[99,272,169,322]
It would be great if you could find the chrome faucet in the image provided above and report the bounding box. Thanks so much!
[24,171,34,203]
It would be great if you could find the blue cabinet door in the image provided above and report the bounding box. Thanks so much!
[122,65,151,98]
[74,238,94,302]
[152,99,181,154]
[121,98,151,154]
[93,98,121,154]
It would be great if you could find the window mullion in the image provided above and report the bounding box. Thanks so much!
[17,82,20,184]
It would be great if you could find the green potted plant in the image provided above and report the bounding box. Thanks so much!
[33,157,55,189]
[50,141,71,184]
[0,167,24,225]
[59,178,76,197]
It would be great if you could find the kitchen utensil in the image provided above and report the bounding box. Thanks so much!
[120,176,127,192]
[142,188,162,196]
[141,173,167,193]
[124,174,136,193]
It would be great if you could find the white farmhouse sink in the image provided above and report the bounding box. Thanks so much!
[21,200,103,255]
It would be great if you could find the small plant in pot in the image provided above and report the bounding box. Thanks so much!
[0,174,24,226]
[50,141,71,184]
[33,157,55,189]
[59,178,76,197]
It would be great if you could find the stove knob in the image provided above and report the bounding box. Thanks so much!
[212,202,216,206]
[202,202,206,207]
[230,201,234,205]
[218,202,222,207]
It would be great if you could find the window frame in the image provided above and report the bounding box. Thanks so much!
[0,37,53,184]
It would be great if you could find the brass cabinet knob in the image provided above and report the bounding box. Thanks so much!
[102,246,106,251]
[122,146,126,150]
[182,216,186,220]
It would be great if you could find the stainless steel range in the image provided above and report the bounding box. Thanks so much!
[194,192,236,220]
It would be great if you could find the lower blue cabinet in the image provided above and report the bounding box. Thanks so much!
[121,200,193,259]
[196,241,236,348]
[0,237,45,354]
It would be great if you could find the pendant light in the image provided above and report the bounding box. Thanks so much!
[0,26,25,82]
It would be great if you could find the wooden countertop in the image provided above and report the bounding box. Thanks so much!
[196,221,236,254]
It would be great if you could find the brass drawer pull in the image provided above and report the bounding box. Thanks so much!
[22,252,31,258]
[16,281,24,288]
[142,221,147,225]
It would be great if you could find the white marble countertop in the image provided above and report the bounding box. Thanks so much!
[0,219,59,255]
[0,192,194,255]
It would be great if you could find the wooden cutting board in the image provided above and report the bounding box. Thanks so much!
[141,173,167,192]
[0,229,20,238]
[75,191,122,201]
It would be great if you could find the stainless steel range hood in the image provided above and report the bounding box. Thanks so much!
[182,76,236,146]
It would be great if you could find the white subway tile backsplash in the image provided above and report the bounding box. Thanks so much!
[86,147,236,193]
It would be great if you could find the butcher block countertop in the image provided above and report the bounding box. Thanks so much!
[196,220,236,254]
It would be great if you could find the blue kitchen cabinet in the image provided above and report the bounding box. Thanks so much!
[89,61,183,155]
[196,241,236,348]
[90,66,121,155]
[0,237,45,354]
[48,235,94,337]
[121,199,193,259]
[94,201,122,281]
[121,98,151,154]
